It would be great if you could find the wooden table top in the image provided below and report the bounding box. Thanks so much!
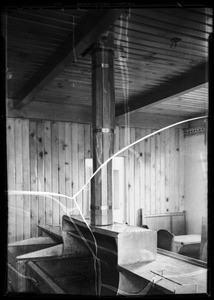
[174,234,201,245]
[118,251,207,294]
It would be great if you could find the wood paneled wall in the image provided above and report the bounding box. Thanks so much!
[114,126,185,226]
[7,117,184,242]
[7,118,91,242]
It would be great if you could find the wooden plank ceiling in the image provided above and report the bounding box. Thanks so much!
[3,7,212,121]
[137,83,208,118]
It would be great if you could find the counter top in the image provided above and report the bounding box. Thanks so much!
[63,215,150,238]
[118,250,207,294]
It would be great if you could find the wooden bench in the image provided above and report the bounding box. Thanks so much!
[8,215,157,295]
[59,215,157,295]
[7,215,207,295]
[142,211,186,235]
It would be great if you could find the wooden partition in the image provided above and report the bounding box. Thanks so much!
[7,117,185,242]
[7,118,91,242]
[142,211,186,235]
[114,126,185,227]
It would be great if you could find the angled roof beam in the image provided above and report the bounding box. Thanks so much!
[13,9,124,109]
[115,61,208,117]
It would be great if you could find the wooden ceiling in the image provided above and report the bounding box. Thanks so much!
[137,83,208,118]
[3,6,212,124]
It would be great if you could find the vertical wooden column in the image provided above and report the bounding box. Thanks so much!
[90,41,115,226]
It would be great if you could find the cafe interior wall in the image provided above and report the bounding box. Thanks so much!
[184,131,207,234]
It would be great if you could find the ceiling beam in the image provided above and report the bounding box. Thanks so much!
[116,112,188,129]
[13,9,124,109]
[115,61,208,117]
[7,98,187,129]
[7,100,91,124]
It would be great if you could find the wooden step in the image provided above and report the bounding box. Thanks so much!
[16,244,64,261]
[8,236,61,293]
[8,236,58,258]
